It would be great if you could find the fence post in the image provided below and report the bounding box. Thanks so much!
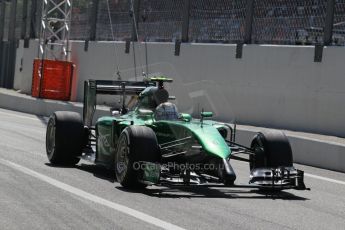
[181,0,190,42]
[8,0,17,41]
[29,0,37,38]
[21,0,28,39]
[244,0,255,44]
[323,0,336,46]
[0,0,5,87]
[89,0,99,41]
[131,0,141,41]
[0,0,5,41]
[5,0,17,89]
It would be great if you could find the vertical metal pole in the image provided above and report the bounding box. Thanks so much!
[131,0,141,41]
[37,0,46,98]
[21,0,28,39]
[0,0,5,87]
[0,0,5,41]
[181,0,190,42]
[8,0,17,42]
[6,0,17,89]
[323,0,336,46]
[89,0,99,41]
[37,0,44,58]
[244,0,255,44]
[29,0,37,38]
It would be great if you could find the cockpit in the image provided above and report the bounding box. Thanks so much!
[135,87,179,121]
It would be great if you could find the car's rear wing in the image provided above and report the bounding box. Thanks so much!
[83,79,155,126]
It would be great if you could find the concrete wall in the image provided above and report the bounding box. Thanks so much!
[235,126,345,173]
[2,88,345,172]
[13,40,345,137]
[0,88,110,124]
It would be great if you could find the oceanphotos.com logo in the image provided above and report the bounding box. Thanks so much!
[117,161,223,172]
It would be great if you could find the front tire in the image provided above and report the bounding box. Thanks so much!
[46,111,84,166]
[250,130,293,170]
[115,126,160,189]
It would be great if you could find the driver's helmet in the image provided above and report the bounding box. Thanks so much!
[138,87,169,110]
[154,102,179,121]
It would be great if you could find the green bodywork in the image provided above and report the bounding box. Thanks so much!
[96,114,231,161]
[84,79,232,166]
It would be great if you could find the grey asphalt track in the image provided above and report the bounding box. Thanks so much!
[0,108,345,230]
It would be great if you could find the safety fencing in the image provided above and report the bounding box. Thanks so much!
[75,0,344,46]
[74,0,344,46]
[1,0,344,45]
[1,0,345,89]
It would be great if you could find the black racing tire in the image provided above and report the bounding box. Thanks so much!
[250,130,293,170]
[46,111,84,166]
[115,126,160,189]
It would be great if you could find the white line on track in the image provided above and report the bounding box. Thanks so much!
[0,110,44,121]
[305,173,345,186]
[0,158,186,230]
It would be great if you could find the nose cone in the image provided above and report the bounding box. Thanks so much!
[191,125,231,159]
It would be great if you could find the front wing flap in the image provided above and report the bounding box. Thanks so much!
[250,167,308,190]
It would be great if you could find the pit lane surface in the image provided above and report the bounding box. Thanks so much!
[0,108,345,230]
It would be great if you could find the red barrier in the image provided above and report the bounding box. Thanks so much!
[32,59,74,101]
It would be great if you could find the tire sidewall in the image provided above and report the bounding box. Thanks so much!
[115,128,133,183]
[46,115,57,162]
[250,131,293,170]
[115,126,160,188]
[46,112,84,165]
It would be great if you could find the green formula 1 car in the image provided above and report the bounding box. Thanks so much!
[46,77,307,190]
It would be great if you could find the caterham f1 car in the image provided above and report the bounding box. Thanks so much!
[46,77,307,190]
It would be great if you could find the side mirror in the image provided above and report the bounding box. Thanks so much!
[180,113,192,122]
[201,111,213,118]
[110,108,121,116]
[138,109,154,116]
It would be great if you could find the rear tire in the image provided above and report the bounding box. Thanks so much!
[46,111,84,166]
[115,126,160,189]
[250,130,293,170]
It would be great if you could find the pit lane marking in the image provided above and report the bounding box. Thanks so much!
[0,158,186,230]
[0,110,45,121]
[305,173,345,186]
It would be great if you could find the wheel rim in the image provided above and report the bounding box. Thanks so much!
[250,137,265,170]
[116,135,130,182]
[46,118,56,160]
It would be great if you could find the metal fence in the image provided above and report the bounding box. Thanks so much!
[189,0,246,43]
[95,0,132,41]
[70,0,90,40]
[1,0,345,45]
[252,0,328,45]
[138,0,184,42]
[333,0,345,45]
[77,0,345,45]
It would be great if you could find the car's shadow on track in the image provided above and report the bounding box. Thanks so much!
[45,163,116,183]
[76,164,116,183]
[117,185,308,201]
[45,163,75,168]
[71,163,308,201]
